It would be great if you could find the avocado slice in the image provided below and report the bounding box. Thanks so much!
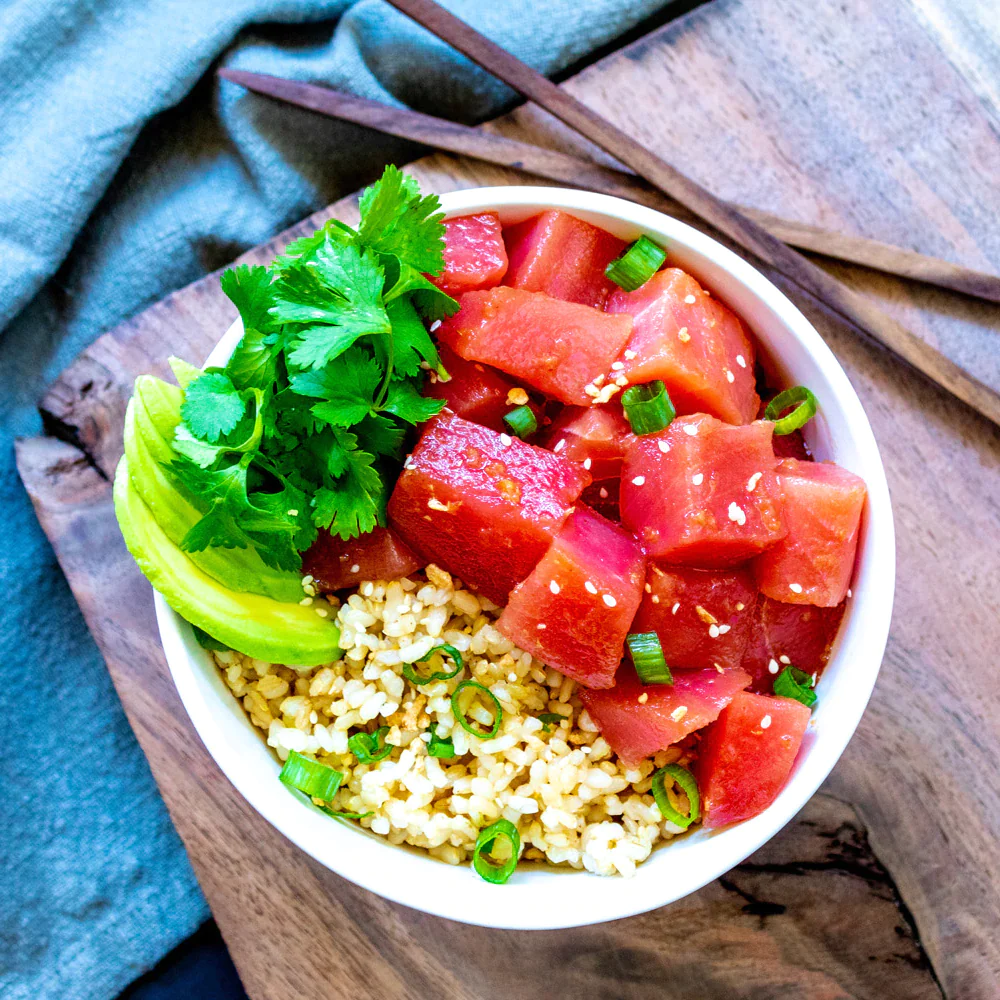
[125,399,304,603]
[114,455,341,666]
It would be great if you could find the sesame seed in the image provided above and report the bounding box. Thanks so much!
[760,715,772,729]
[350,563,361,573]
[811,671,818,684]
[287,508,299,517]
[549,580,561,595]
[678,326,691,343]
[624,349,637,360]
[427,498,451,512]
[315,608,329,618]
[671,602,680,615]
[847,588,853,598]
[302,575,314,585]
[709,624,720,638]
[695,605,717,624]
[583,457,592,470]
[638,693,649,704]
[747,472,762,491]
[779,655,791,665]
[537,623,546,630]
[789,582,803,594]
[299,597,313,606]
[429,320,442,332]
[506,387,529,405]
[657,439,671,453]
[599,487,609,498]
[692,473,704,486]
[725,370,735,383]
[715,663,724,674]
[683,424,698,436]
[718,624,731,635]
[611,361,625,371]
[651,595,660,603]
[585,581,598,594]
[644,583,652,593]
[728,502,746,525]
[602,594,617,608]
[684,294,697,304]
[736,354,747,368]
[735,602,745,611]
[632,476,646,486]
[499,433,513,446]
[768,659,780,674]
[671,706,688,722]
[554,438,566,453]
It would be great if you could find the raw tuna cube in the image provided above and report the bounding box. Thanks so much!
[387,412,590,604]
[503,210,627,308]
[425,345,527,432]
[542,405,632,517]
[606,268,759,425]
[755,459,866,606]
[580,665,752,766]
[631,564,758,672]
[697,691,811,827]
[436,287,633,406]
[304,527,422,592]
[429,212,508,296]
[620,413,786,566]
[741,596,846,692]
[497,507,646,689]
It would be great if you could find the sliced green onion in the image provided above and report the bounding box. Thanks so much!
[652,764,700,829]
[537,712,567,733]
[764,386,818,436]
[774,665,818,709]
[427,727,457,759]
[279,750,343,801]
[348,726,393,764]
[605,235,668,292]
[319,805,373,820]
[472,818,521,884]
[627,632,674,685]
[192,624,229,651]
[503,405,537,439]
[622,380,675,435]
[451,680,502,739]
[401,643,464,685]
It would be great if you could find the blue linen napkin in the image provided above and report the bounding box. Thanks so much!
[0,1,671,997]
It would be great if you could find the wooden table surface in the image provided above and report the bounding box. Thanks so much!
[16,1,1000,997]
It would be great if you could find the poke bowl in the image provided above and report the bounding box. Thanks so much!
[128,181,894,929]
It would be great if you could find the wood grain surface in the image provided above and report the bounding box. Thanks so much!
[16,0,1000,997]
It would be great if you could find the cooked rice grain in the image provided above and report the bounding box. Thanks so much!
[213,566,692,876]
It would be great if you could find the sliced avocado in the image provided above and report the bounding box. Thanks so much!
[114,456,341,666]
[125,400,304,603]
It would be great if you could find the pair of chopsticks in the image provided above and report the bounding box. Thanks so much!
[218,0,1000,427]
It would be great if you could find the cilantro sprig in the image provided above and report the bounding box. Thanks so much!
[164,167,457,574]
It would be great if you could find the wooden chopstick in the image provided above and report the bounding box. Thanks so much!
[218,68,1000,307]
[383,0,1000,428]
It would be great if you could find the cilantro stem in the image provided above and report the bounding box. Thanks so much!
[374,331,395,411]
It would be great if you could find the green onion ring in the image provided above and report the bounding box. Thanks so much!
[402,643,464,686]
[605,235,668,292]
[622,380,676,436]
[279,750,343,801]
[451,680,502,739]
[472,818,521,884]
[764,386,818,436]
[347,725,393,764]
[503,405,538,439]
[652,764,701,829]
[773,665,818,709]
[427,727,457,759]
[627,632,674,685]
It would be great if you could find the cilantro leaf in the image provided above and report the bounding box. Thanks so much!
[181,372,246,442]
[383,259,458,324]
[357,165,446,275]
[274,241,390,370]
[383,379,446,425]
[384,295,439,379]
[289,346,381,427]
[220,264,274,333]
[355,413,406,459]
[273,219,354,273]
[227,327,281,391]
[312,429,383,539]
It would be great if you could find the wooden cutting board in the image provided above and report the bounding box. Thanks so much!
[17,1,1000,997]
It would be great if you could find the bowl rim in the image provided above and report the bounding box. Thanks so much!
[155,185,895,929]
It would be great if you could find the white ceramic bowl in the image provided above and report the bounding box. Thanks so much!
[156,187,894,929]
